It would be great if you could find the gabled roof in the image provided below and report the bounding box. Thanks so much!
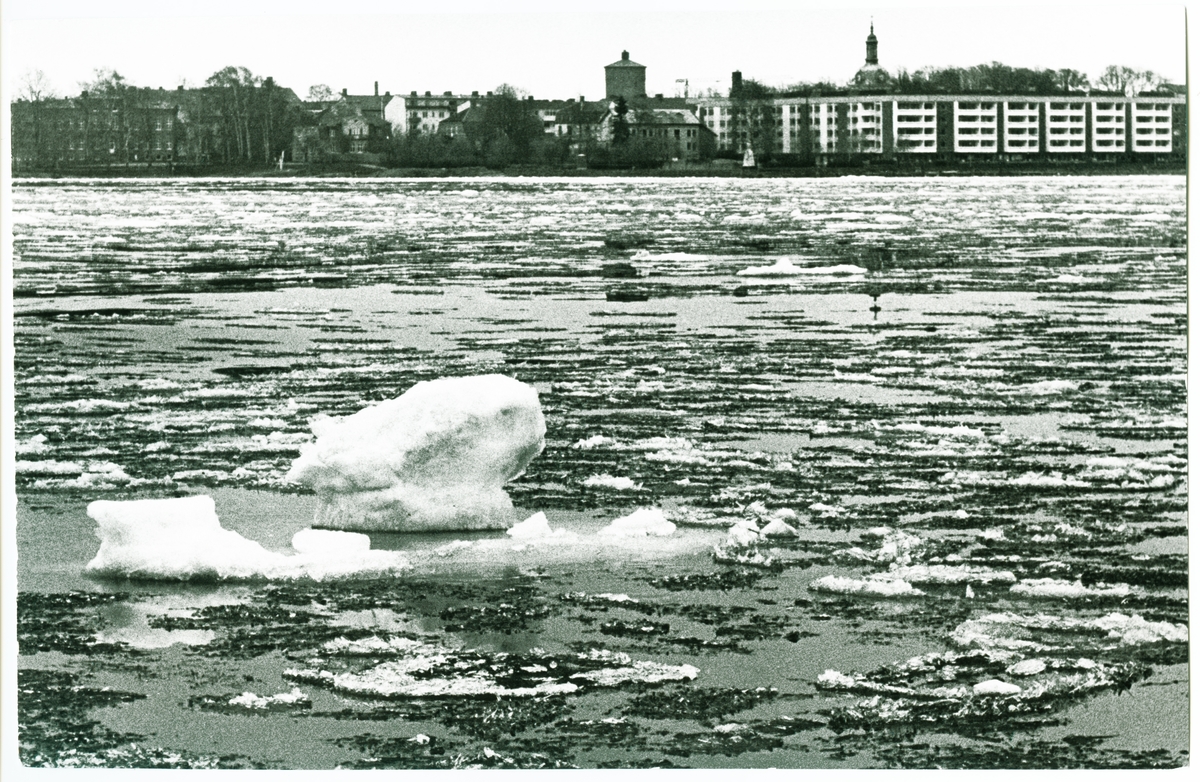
[627,107,704,126]
[555,100,608,124]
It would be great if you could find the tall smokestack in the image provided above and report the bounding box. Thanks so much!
[374,81,379,96]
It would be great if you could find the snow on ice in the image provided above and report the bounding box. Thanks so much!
[287,374,545,532]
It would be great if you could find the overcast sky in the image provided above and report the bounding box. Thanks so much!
[1,1,1188,102]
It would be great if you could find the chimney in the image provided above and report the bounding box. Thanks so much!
[731,71,743,93]
[655,93,663,99]
[487,91,493,97]
[425,91,431,96]
[374,81,379,96]
[622,50,629,61]
[385,91,390,97]
[341,88,348,97]
[472,91,479,97]
[444,91,452,96]
[579,95,585,103]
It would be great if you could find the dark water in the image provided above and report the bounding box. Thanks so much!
[11,176,1187,769]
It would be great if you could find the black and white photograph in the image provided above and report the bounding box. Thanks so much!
[1,0,1191,772]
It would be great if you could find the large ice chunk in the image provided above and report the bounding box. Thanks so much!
[85,495,409,581]
[287,374,546,532]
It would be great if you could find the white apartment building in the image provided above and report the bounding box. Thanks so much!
[1130,100,1173,153]
[1003,101,1040,153]
[1090,101,1125,153]
[954,100,999,153]
[893,100,938,153]
[1045,100,1087,153]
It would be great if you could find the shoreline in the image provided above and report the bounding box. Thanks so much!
[11,161,1187,180]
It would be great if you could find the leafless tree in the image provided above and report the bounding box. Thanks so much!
[18,68,58,101]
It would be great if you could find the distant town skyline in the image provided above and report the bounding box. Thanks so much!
[1,1,1188,102]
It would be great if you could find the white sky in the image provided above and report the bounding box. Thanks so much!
[0,0,1188,102]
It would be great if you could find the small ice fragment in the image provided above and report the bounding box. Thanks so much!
[583,474,641,491]
[817,670,857,688]
[507,511,552,540]
[809,575,923,597]
[713,723,747,734]
[973,679,1022,696]
[760,518,798,537]
[1007,659,1046,676]
[955,509,969,519]
[598,508,676,538]
[965,585,975,599]
[410,734,431,745]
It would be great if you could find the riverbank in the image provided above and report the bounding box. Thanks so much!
[12,160,1186,179]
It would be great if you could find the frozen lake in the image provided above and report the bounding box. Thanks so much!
[11,176,1188,769]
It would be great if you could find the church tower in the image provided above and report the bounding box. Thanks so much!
[865,22,879,66]
[851,21,892,90]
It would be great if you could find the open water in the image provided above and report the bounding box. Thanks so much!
[10,176,1188,769]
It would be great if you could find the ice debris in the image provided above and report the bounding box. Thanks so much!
[286,641,697,699]
[972,679,1022,695]
[287,374,545,532]
[951,611,1187,651]
[1010,578,1133,599]
[736,258,867,277]
[809,575,924,597]
[84,495,409,581]
[227,688,309,710]
[583,474,642,491]
[598,508,676,538]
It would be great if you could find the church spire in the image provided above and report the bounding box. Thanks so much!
[866,20,879,66]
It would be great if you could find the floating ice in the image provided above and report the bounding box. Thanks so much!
[227,688,309,710]
[598,508,676,538]
[972,679,1022,696]
[85,495,409,581]
[951,611,1185,651]
[736,258,867,277]
[759,518,798,537]
[1007,659,1047,676]
[1010,578,1133,599]
[1020,379,1079,395]
[889,563,1016,585]
[809,575,924,597]
[15,433,50,455]
[286,642,697,699]
[504,511,576,543]
[287,374,545,532]
[583,474,642,491]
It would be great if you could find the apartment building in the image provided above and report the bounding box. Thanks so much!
[695,93,1185,162]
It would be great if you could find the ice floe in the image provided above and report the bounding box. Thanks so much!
[85,495,410,581]
[1010,578,1133,599]
[598,508,676,538]
[809,575,924,597]
[286,641,697,699]
[227,688,310,710]
[583,474,642,491]
[736,258,868,277]
[287,374,545,532]
[951,611,1186,651]
[888,563,1017,585]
